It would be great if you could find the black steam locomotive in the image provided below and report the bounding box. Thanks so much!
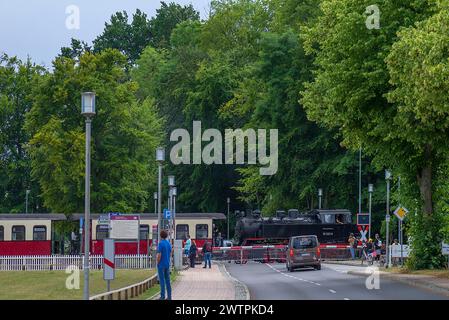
[234,209,358,245]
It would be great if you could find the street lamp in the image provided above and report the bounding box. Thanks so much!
[227,197,230,240]
[153,192,158,214]
[168,175,175,187]
[368,184,374,239]
[318,188,323,210]
[172,186,177,242]
[385,170,392,268]
[25,190,30,214]
[81,91,95,301]
[167,176,175,242]
[156,147,165,245]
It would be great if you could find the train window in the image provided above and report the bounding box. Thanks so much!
[12,226,25,241]
[0,226,3,241]
[322,214,335,224]
[33,226,47,240]
[96,225,109,240]
[176,224,189,240]
[140,225,149,240]
[196,224,208,239]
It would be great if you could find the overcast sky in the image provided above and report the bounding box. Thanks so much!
[0,0,211,68]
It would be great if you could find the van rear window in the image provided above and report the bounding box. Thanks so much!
[293,237,317,249]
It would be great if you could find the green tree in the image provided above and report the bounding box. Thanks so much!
[386,1,449,268]
[93,9,152,65]
[300,0,446,267]
[149,1,200,49]
[0,54,45,213]
[25,50,164,214]
[60,38,92,60]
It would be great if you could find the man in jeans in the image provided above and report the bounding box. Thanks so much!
[348,233,356,260]
[157,230,172,300]
[202,240,212,268]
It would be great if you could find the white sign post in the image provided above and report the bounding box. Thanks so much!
[443,242,449,269]
[103,238,115,292]
[393,207,408,267]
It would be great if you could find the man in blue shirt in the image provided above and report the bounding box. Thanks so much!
[157,230,172,300]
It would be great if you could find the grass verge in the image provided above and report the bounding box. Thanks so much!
[386,267,449,279]
[0,269,155,300]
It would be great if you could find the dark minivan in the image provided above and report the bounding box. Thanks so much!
[286,235,321,271]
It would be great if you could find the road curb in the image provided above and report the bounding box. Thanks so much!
[347,270,449,298]
[323,260,366,267]
[219,262,251,300]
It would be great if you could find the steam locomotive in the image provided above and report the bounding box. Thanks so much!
[234,209,358,246]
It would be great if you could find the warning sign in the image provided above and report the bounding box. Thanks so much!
[393,207,408,221]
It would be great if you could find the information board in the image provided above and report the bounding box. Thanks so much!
[110,215,139,239]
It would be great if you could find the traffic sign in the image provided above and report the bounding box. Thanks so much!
[98,214,110,225]
[103,238,115,281]
[442,242,449,255]
[164,208,171,219]
[386,214,391,222]
[357,213,370,226]
[357,225,369,241]
[393,206,408,221]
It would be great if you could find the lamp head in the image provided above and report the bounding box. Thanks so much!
[81,92,96,116]
[168,175,175,187]
[156,147,165,162]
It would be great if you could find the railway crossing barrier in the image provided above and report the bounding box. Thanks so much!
[202,244,358,264]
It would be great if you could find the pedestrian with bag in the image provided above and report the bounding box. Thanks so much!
[184,234,191,257]
[202,240,212,269]
[348,233,356,260]
[189,240,198,268]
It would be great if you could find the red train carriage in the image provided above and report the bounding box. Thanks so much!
[0,213,225,256]
[0,214,64,255]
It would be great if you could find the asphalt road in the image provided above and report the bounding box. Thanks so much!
[225,262,449,300]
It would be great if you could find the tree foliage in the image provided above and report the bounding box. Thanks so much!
[0,54,45,213]
[25,50,164,213]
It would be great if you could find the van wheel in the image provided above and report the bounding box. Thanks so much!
[315,264,321,270]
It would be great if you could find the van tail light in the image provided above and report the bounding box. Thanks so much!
[316,247,321,257]
[289,249,294,257]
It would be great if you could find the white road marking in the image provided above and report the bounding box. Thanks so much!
[329,289,337,294]
[344,298,350,300]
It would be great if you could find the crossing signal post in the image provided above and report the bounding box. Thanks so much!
[357,213,370,242]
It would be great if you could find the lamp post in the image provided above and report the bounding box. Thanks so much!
[227,197,230,240]
[153,192,158,214]
[359,148,362,214]
[168,175,175,241]
[318,188,323,210]
[25,190,30,214]
[172,186,177,242]
[385,170,392,268]
[368,184,373,240]
[81,92,95,300]
[156,147,165,245]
